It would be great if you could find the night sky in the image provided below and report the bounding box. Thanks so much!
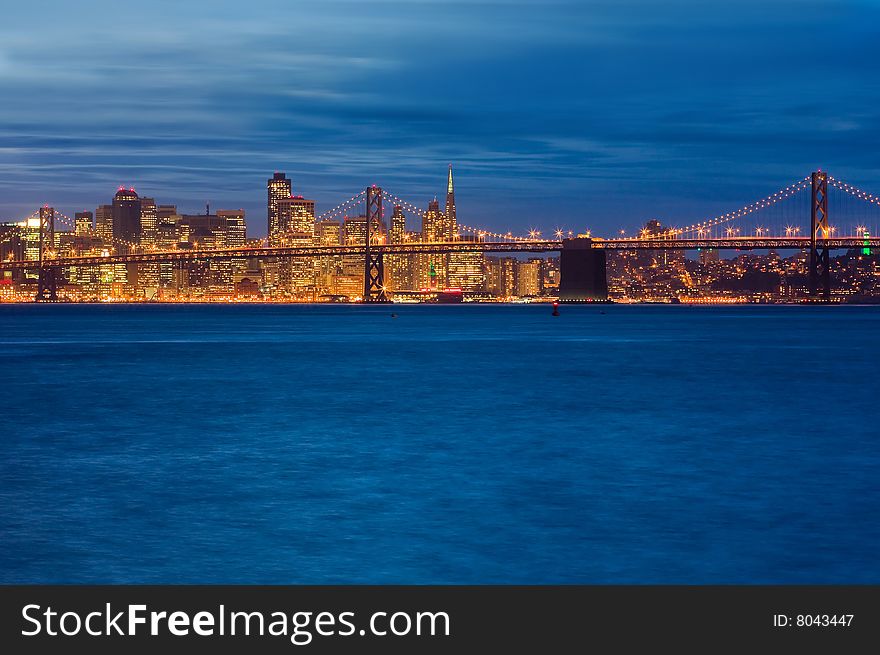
[1,0,878,237]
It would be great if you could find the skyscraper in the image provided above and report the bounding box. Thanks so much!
[216,210,247,248]
[139,197,157,248]
[267,172,292,246]
[422,197,444,242]
[277,196,316,240]
[74,211,93,236]
[95,205,113,245]
[111,187,140,251]
[448,236,485,292]
[414,199,446,289]
[445,164,457,239]
[388,205,412,291]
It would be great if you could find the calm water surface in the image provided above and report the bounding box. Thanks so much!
[1,304,878,583]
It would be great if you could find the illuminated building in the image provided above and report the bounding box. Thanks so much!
[343,215,367,245]
[111,187,140,251]
[173,212,249,296]
[339,215,369,292]
[267,172,292,246]
[485,256,517,298]
[543,257,560,291]
[315,220,343,295]
[21,215,41,281]
[157,205,178,223]
[277,196,316,238]
[216,210,247,248]
[445,164,457,239]
[95,205,113,245]
[140,197,157,247]
[516,259,542,297]
[388,205,413,292]
[448,235,485,292]
[315,220,341,245]
[422,197,444,242]
[415,199,446,289]
[75,211,93,236]
[270,198,316,298]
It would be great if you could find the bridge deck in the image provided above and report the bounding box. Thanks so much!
[0,237,876,270]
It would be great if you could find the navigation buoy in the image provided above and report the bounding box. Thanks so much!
[391,313,398,319]
[552,301,560,317]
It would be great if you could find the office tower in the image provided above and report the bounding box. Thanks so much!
[217,210,247,247]
[497,257,519,300]
[267,172,292,246]
[175,211,247,295]
[516,259,542,297]
[315,220,343,296]
[277,196,316,240]
[217,209,248,297]
[95,205,113,245]
[343,215,367,245]
[445,164,457,239]
[388,205,412,291]
[415,198,446,289]
[422,198,443,242]
[390,205,406,244]
[111,187,140,250]
[448,235,485,292]
[315,220,341,245]
[139,197,157,248]
[157,205,178,221]
[74,211,93,236]
[543,257,560,291]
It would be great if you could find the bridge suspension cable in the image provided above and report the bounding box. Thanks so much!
[315,190,366,222]
[827,176,880,207]
[383,190,533,242]
[627,176,812,240]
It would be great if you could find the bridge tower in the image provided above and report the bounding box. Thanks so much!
[35,205,58,302]
[363,185,390,302]
[809,171,831,300]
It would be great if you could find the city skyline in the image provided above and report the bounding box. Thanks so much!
[2,1,880,236]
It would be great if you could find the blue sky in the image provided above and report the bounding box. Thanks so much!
[1,0,878,237]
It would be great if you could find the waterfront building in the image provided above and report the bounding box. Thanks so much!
[448,235,485,292]
[516,259,542,297]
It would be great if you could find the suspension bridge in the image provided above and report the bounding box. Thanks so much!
[1,171,879,302]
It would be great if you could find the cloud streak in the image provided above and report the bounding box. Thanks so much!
[0,0,878,235]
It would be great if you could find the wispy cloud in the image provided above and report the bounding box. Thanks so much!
[0,1,878,234]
